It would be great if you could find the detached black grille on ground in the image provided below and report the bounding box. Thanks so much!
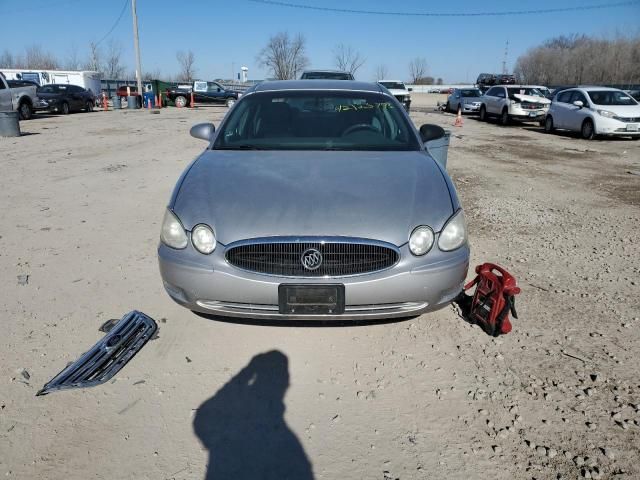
[36,311,157,396]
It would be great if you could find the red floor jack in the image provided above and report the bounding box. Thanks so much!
[455,263,521,336]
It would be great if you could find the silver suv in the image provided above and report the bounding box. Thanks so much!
[479,85,550,125]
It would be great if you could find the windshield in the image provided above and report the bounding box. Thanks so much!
[587,90,637,106]
[380,82,406,90]
[507,87,544,99]
[301,72,352,80]
[214,91,420,151]
[37,85,63,93]
[460,89,481,97]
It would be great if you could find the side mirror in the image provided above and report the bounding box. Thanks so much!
[419,124,445,143]
[573,100,584,108]
[408,87,413,92]
[217,87,222,92]
[190,122,215,141]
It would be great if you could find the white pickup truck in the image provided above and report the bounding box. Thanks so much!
[0,73,39,119]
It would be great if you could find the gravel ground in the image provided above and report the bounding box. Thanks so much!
[0,94,639,479]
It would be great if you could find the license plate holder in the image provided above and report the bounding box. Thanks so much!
[529,111,540,117]
[278,284,345,315]
[627,123,639,132]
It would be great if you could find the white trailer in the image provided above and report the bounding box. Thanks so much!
[0,69,101,95]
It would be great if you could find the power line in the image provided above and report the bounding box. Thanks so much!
[94,0,130,47]
[247,0,640,17]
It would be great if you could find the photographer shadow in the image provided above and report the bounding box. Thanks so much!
[193,350,313,479]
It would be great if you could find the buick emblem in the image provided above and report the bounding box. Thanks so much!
[301,248,323,270]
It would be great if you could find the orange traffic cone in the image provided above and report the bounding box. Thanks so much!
[454,107,463,127]
[102,93,108,111]
[156,93,161,109]
[190,91,195,109]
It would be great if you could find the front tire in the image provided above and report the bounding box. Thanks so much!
[544,116,554,133]
[581,119,595,140]
[500,108,509,126]
[61,102,70,115]
[175,95,188,108]
[445,101,450,113]
[479,105,487,121]
[225,97,236,108]
[85,101,94,112]
[19,101,32,120]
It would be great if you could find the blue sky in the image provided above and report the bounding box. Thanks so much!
[1,0,638,82]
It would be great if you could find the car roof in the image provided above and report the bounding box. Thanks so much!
[488,85,543,89]
[557,86,626,93]
[253,80,384,93]
[378,80,404,83]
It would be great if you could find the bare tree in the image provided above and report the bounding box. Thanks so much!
[333,44,365,76]
[143,68,162,80]
[176,50,196,82]
[85,42,102,72]
[515,33,640,85]
[104,40,126,79]
[24,45,58,69]
[64,44,81,70]
[258,32,309,80]
[408,57,428,84]
[0,50,15,68]
[373,65,389,81]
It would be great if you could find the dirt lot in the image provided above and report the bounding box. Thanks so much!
[1,93,639,479]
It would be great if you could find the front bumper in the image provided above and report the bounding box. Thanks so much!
[393,95,411,110]
[510,110,547,121]
[462,102,481,113]
[34,99,50,111]
[158,242,469,321]
[595,116,640,136]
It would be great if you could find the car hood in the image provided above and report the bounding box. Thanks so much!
[173,150,454,246]
[592,104,640,116]
[386,89,409,96]
[513,94,551,104]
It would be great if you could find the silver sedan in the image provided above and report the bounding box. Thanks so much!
[158,80,469,321]
[446,88,483,114]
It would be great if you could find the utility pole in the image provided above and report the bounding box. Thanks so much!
[231,62,235,82]
[131,0,143,97]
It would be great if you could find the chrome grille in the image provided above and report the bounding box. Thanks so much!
[225,239,399,277]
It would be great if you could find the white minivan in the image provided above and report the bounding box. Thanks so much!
[545,87,640,140]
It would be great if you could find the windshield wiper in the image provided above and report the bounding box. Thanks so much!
[215,145,266,150]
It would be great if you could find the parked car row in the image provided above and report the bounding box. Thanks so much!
[446,82,639,139]
[0,72,96,118]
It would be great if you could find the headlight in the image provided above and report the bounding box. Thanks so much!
[191,224,216,254]
[438,210,467,251]
[409,226,434,256]
[160,209,188,249]
[597,109,616,118]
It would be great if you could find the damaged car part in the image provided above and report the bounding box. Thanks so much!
[36,311,157,396]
